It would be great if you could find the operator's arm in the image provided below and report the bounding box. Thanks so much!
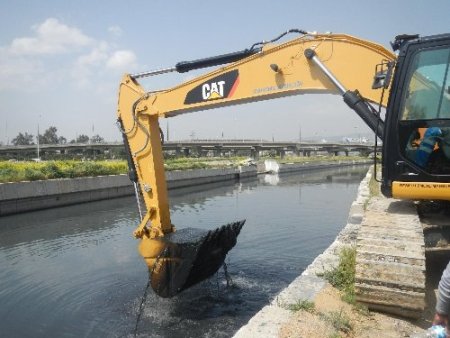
[434,261,450,326]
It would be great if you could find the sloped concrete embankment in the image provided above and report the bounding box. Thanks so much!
[233,168,373,338]
[0,166,256,216]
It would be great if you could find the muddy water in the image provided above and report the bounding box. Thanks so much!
[0,165,369,338]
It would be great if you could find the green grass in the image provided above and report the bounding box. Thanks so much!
[0,157,248,183]
[322,247,357,304]
[0,160,128,183]
[363,167,381,210]
[0,155,370,183]
[369,168,380,197]
[284,299,315,313]
[328,333,342,338]
[320,310,353,334]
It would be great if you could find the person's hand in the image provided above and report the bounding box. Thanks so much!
[433,312,449,327]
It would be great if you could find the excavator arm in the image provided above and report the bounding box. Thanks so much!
[117,31,396,297]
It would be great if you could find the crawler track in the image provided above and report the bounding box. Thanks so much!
[355,197,426,318]
[418,201,450,255]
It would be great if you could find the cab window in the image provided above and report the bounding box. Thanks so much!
[398,46,450,175]
[400,47,450,121]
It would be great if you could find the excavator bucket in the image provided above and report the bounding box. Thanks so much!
[139,220,245,298]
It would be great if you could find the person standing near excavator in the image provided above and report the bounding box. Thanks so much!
[434,262,450,333]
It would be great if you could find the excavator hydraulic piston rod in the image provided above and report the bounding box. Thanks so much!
[304,48,347,94]
[131,47,262,79]
[305,48,384,139]
[131,66,177,79]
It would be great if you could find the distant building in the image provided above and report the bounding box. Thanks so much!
[342,136,369,143]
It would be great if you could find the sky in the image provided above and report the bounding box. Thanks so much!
[1,0,450,144]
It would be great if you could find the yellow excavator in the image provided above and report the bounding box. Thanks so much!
[116,30,450,298]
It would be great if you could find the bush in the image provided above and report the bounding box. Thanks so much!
[0,157,243,182]
[0,166,20,182]
[0,160,128,183]
[42,162,65,179]
[24,168,46,181]
[323,246,356,304]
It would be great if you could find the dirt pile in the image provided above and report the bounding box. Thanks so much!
[279,285,428,338]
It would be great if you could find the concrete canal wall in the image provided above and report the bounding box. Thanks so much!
[278,159,371,174]
[0,166,257,216]
[166,166,256,189]
[233,167,373,338]
[0,175,133,216]
[0,160,370,216]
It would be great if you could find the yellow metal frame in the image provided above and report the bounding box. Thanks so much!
[392,182,450,201]
[117,33,396,237]
[117,76,173,238]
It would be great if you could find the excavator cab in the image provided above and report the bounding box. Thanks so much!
[381,34,450,200]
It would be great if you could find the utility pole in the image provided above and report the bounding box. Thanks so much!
[37,122,40,160]
[166,121,170,142]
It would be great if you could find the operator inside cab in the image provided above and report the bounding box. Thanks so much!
[399,46,450,174]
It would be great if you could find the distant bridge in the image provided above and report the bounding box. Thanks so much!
[162,140,375,158]
[0,140,376,160]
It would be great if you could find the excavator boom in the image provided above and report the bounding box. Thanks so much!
[123,33,394,118]
[117,31,395,297]
[117,30,449,297]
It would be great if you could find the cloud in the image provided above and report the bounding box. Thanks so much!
[108,25,123,37]
[72,46,136,87]
[9,18,93,55]
[0,49,45,90]
[76,42,109,67]
[106,50,137,71]
[0,18,139,91]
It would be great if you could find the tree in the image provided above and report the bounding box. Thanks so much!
[12,132,35,145]
[58,136,67,144]
[39,126,59,144]
[90,134,105,144]
[70,134,90,144]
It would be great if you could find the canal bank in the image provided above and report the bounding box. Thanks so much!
[0,160,369,216]
[233,166,429,338]
[232,166,374,337]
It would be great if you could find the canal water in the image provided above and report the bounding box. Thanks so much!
[0,165,369,338]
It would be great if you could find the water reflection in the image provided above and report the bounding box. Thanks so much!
[0,165,368,338]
